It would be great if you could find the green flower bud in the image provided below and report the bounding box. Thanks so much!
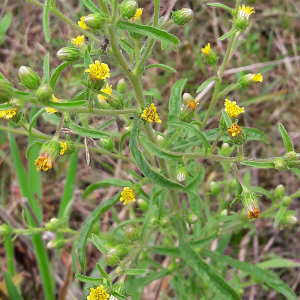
[125,226,139,242]
[241,189,260,219]
[284,151,298,168]
[0,224,12,237]
[274,157,288,171]
[60,140,75,155]
[57,47,81,61]
[220,209,228,216]
[227,123,247,145]
[167,263,177,271]
[44,218,60,231]
[84,13,106,29]
[106,248,119,266]
[220,143,232,157]
[157,134,166,147]
[229,179,237,190]
[117,78,127,94]
[201,43,218,66]
[186,213,198,224]
[0,79,13,104]
[219,116,227,131]
[115,245,127,259]
[210,181,220,196]
[171,8,194,25]
[274,184,285,199]
[282,196,292,206]
[182,93,194,104]
[159,217,170,228]
[120,0,138,19]
[236,6,255,31]
[46,238,65,249]
[116,266,123,276]
[179,99,199,123]
[282,214,297,225]
[137,198,148,211]
[150,216,158,226]
[100,137,115,151]
[36,84,53,104]
[238,73,263,88]
[176,165,188,183]
[19,66,41,90]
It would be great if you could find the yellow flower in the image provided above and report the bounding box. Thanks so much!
[227,123,242,137]
[120,187,136,205]
[141,103,162,124]
[238,5,255,20]
[131,8,143,21]
[35,154,52,171]
[85,61,111,81]
[46,95,59,115]
[187,100,199,110]
[60,141,67,155]
[238,73,263,87]
[201,43,211,55]
[0,108,17,119]
[224,99,245,119]
[98,84,113,101]
[87,285,110,300]
[252,73,263,82]
[78,16,88,30]
[71,35,85,47]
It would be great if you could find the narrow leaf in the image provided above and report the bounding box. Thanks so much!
[273,205,286,227]
[278,123,293,152]
[97,263,109,279]
[3,272,22,300]
[75,274,103,284]
[43,0,51,43]
[222,109,232,127]
[240,161,275,169]
[119,39,134,55]
[196,77,215,93]
[145,64,177,73]
[50,61,73,89]
[122,269,149,275]
[68,121,109,139]
[141,205,157,239]
[208,3,234,14]
[0,102,13,110]
[81,0,102,13]
[29,108,45,134]
[218,28,238,41]
[184,164,205,192]
[43,53,50,84]
[290,168,300,180]
[44,100,87,109]
[92,234,108,254]
[0,14,12,46]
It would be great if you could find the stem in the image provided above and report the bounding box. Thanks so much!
[237,145,244,160]
[67,108,139,115]
[218,166,229,213]
[165,127,181,150]
[231,164,246,189]
[135,40,140,65]
[208,130,225,154]
[4,236,15,276]
[54,114,65,139]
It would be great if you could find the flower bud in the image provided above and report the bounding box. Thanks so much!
[59,140,75,155]
[179,98,199,123]
[274,184,285,199]
[227,123,247,145]
[159,217,170,228]
[241,189,260,219]
[282,196,292,206]
[137,198,148,211]
[236,5,255,31]
[150,216,158,226]
[186,213,198,224]
[210,181,220,196]
[176,165,188,182]
[125,226,139,242]
[0,224,12,237]
[219,116,227,131]
[116,266,123,276]
[129,8,143,40]
[182,93,194,104]
[57,46,81,61]
[238,73,263,88]
[115,244,127,259]
[44,218,60,231]
[220,143,232,157]
[171,8,194,25]
[100,137,115,151]
[284,152,298,168]
[84,13,106,29]
[282,214,297,225]
[106,248,119,266]
[117,78,127,94]
[220,209,228,216]
[19,66,41,90]
[0,79,13,104]
[120,0,138,19]
[167,263,177,271]
[201,43,218,66]
[46,238,65,249]
[36,84,53,103]
[274,157,288,171]
[229,179,237,190]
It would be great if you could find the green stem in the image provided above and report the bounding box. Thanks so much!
[165,127,181,150]
[135,39,140,65]
[54,114,65,139]
[259,203,281,219]
[231,164,246,189]
[67,108,139,115]
[4,236,15,276]
[218,166,229,214]
[99,0,110,15]
[208,130,225,154]
[237,145,244,160]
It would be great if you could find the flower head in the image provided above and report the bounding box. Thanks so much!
[60,141,67,155]
[241,190,260,220]
[0,108,17,119]
[227,123,247,145]
[120,187,136,205]
[35,154,53,171]
[35,140,61,171]
[98,84,113,101]
[201,43,218,65]
[87,285,110,300]
[238,73,263,87]
[224,99,244,119]
[141,103,162,124]
[238,5,255,20]
[85,61,111,81]
[78,16,88,30]
[201,43,211,55]
[46,95,59,115]
[71,35,85,48]
[252,73,263,82]
[131,8,143,21]
[187,100,199,110]
[227,123,242,137]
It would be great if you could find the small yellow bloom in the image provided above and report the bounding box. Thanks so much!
[141,103,162,124]
[35,154,52,171]
[60,141,67,155]
[85,61,111,81]
[71,35,85,47]
[78,16,88,30]
[120,187,136,205]
[238,5,255,20]
[98,84,113,101]
[186,100,199,110]
[252,73,263,82]
[87,285,110,300]
[224,99,245,119]
[201,43,211,55]
[46,95,59,115]
[0,108,17,119]
[131,8,143,21]
[227,123,242,137]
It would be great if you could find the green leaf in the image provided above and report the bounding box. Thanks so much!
[202,249,298,300]
[141,137,182,161]
[177,220,241,300]
[145,64,177,73]
[50,61,73,89]
[43,0,51,43]
[3,272,22,300]
[43,53,50,84]
[119,130,131,153]
[168,79,187,138]
[207,3,234,14]
[110,291,127,300]
[130,118,184,190]
[117,21,180,46]
[278,123,293,152]
[123,269,149,276]
[77,193,120,273]
[141,205,157,239]
[68,121,109,139]
[184,164,205,192]
[290,167,300,180]
[273,205,286,227]
[240,161,275,169]
[218,28,238,41]
[196,77,215,93]
[0,102,13,110]
[81,0,102,13]
[256,258,300,270]
[222,109,232,127]
[82,179,129,198]
[92,233,108,254]
[29,108,45,134]
[96,118,116,131]
[12,90,31,100]
[151,246,181,256]
[44,100,87,109]
[97,263,109,279]
[0,14,12,46]
[75,274,103,284]
[119,39,134,55]
[168,121,210,152]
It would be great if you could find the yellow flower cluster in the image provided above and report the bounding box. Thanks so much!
[131,8,143,21]
[187,100,199,110]
[71,35,85,47]
[251,73,263,82]
[238,5,255,20]
[87,285,110,300]
[78,16,88,30]
[224,99,244,119]
[227,123,242,137]
[141,103,162,124]
[120,187,136,205]
[0,108,17,119]
[35,154,52,171]
[201,43,211,55]
[60,141,67,155]
[85,61,111,81]
[46,95,59,115]
[98,84,113,101]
